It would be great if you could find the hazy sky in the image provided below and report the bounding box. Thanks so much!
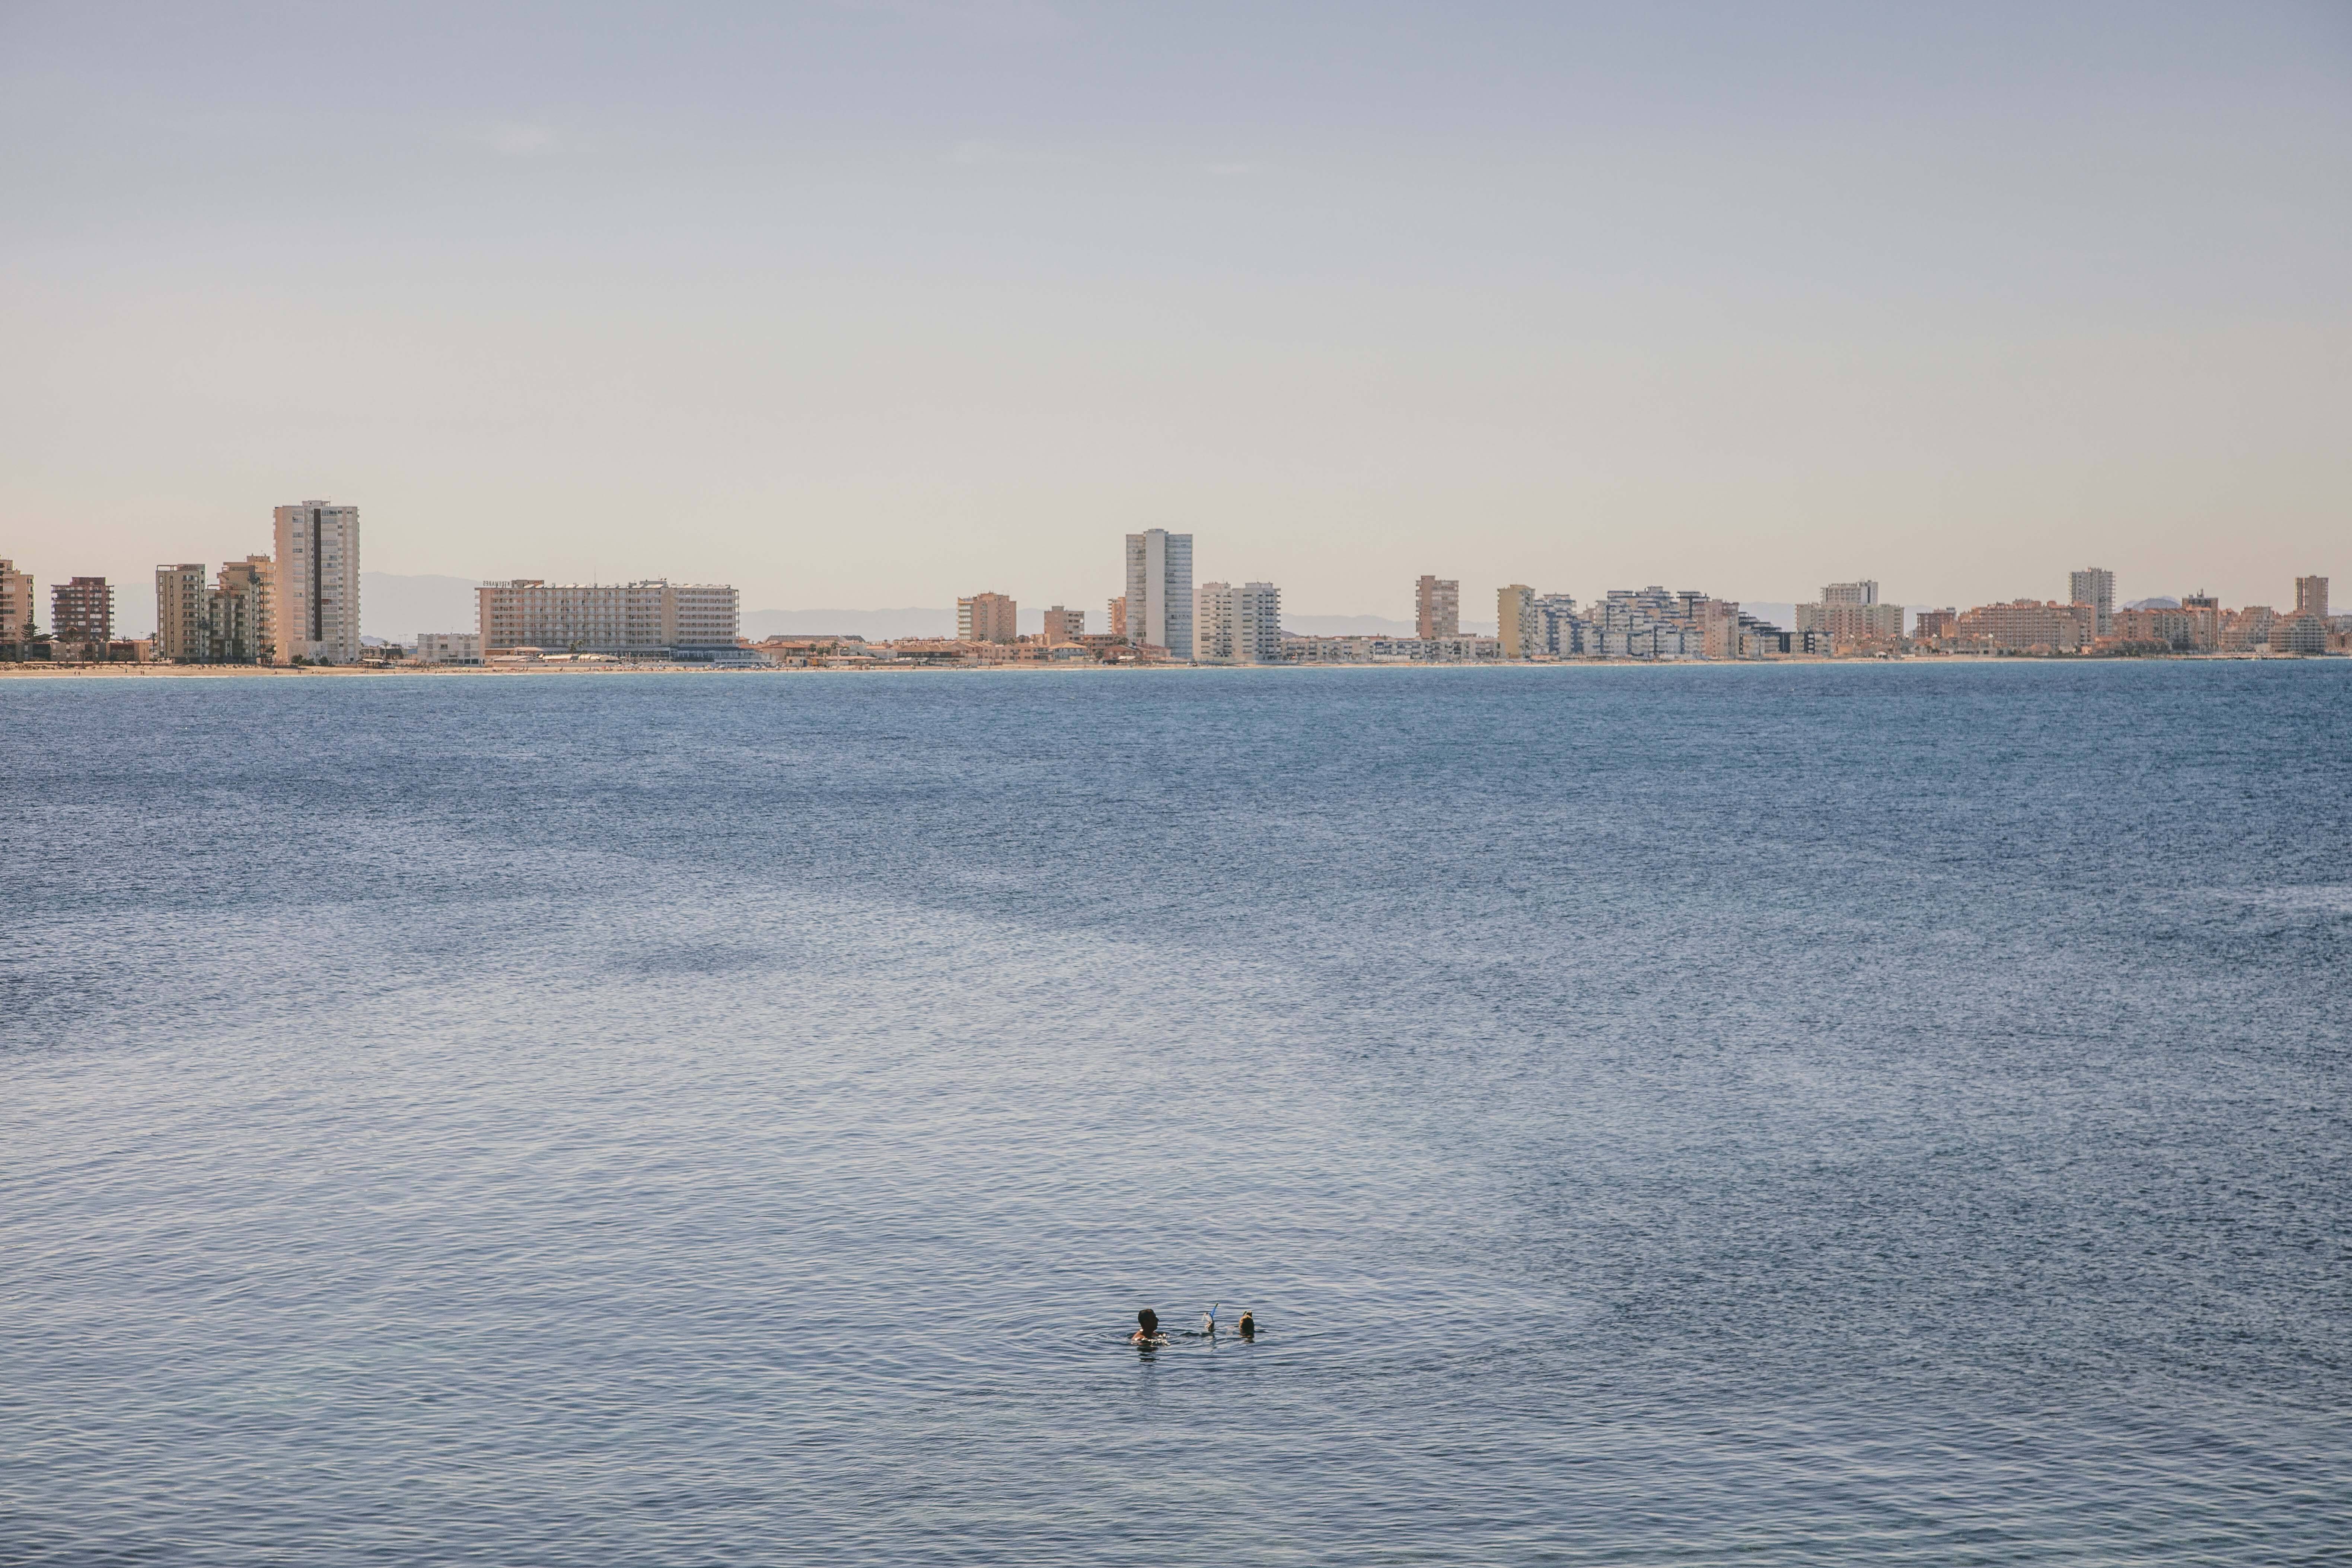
[5,1,2348,631]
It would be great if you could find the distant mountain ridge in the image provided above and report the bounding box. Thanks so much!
[1285,615,1502,637]
[368,584,1947,646]
[362,573,482,642]
[743,608,954,640]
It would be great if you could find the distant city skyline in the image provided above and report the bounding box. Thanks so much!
[4,5,2346,627]
[2,556,2341,654]
[19,509,2345,646]
[9,513,2336,663]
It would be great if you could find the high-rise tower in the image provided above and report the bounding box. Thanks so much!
[273,500,361,664]
[2069,567,2115,636]
[1498,584,1536,659]
[1416,576,1460,639]
[1124,529,1193,658]
[155,564,211,662]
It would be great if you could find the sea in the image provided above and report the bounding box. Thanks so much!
[3,661,2346,1565]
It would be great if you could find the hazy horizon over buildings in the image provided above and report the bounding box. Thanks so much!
[8,560,2336,655]
[0,482,2324,666]
[6,8,2344,627]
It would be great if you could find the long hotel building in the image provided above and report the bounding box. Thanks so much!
[477,579,740,656]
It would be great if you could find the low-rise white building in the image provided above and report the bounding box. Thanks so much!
[415,631,483,665]
[1280,634,1502,663]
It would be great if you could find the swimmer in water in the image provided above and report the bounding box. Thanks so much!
[1237,1311,1256,1339]
[1131,1307,1165,1346]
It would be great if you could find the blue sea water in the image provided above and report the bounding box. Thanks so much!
[3,662,2347,1565]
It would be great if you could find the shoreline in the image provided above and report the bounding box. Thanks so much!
[0,650,2336,680]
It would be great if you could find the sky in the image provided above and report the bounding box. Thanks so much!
[4,1,2348,634]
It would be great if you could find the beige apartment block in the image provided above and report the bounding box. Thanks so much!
[156,564,210,662]
[1194,581,1282,664]
[1799,602,1905,648]
[477,579,739,655]
[1497,584,1536,658]
[1040,605,1085,644]
[0,560,31,644]
[210,557,277,664]
[1234,582,1282,664]
[1107,596,1128,641]
[956,592,1018,644]
[1795,583,1903,650]
[273,500,361,664]
[1952,599,2094,653]
[1697,598,1743,659]
[1416,575,1460,639]
[2221,606,2275,651]
[2269,613,2328,654]
[669,583,739,648]
[2266,577,2334,654]
[2177,594,2222,648]
[1194,583,1234,663]
[2108,607,2202,651]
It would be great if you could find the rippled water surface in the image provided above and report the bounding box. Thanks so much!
[4,662,2347,1564]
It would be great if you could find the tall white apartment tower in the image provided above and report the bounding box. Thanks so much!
[1124,529,1193,658]
[1235,581,1281,664]
[2069,567,2115,636]
[273,500,361,663]
[1194,581,1236,663]
[1193,581,1281,664]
